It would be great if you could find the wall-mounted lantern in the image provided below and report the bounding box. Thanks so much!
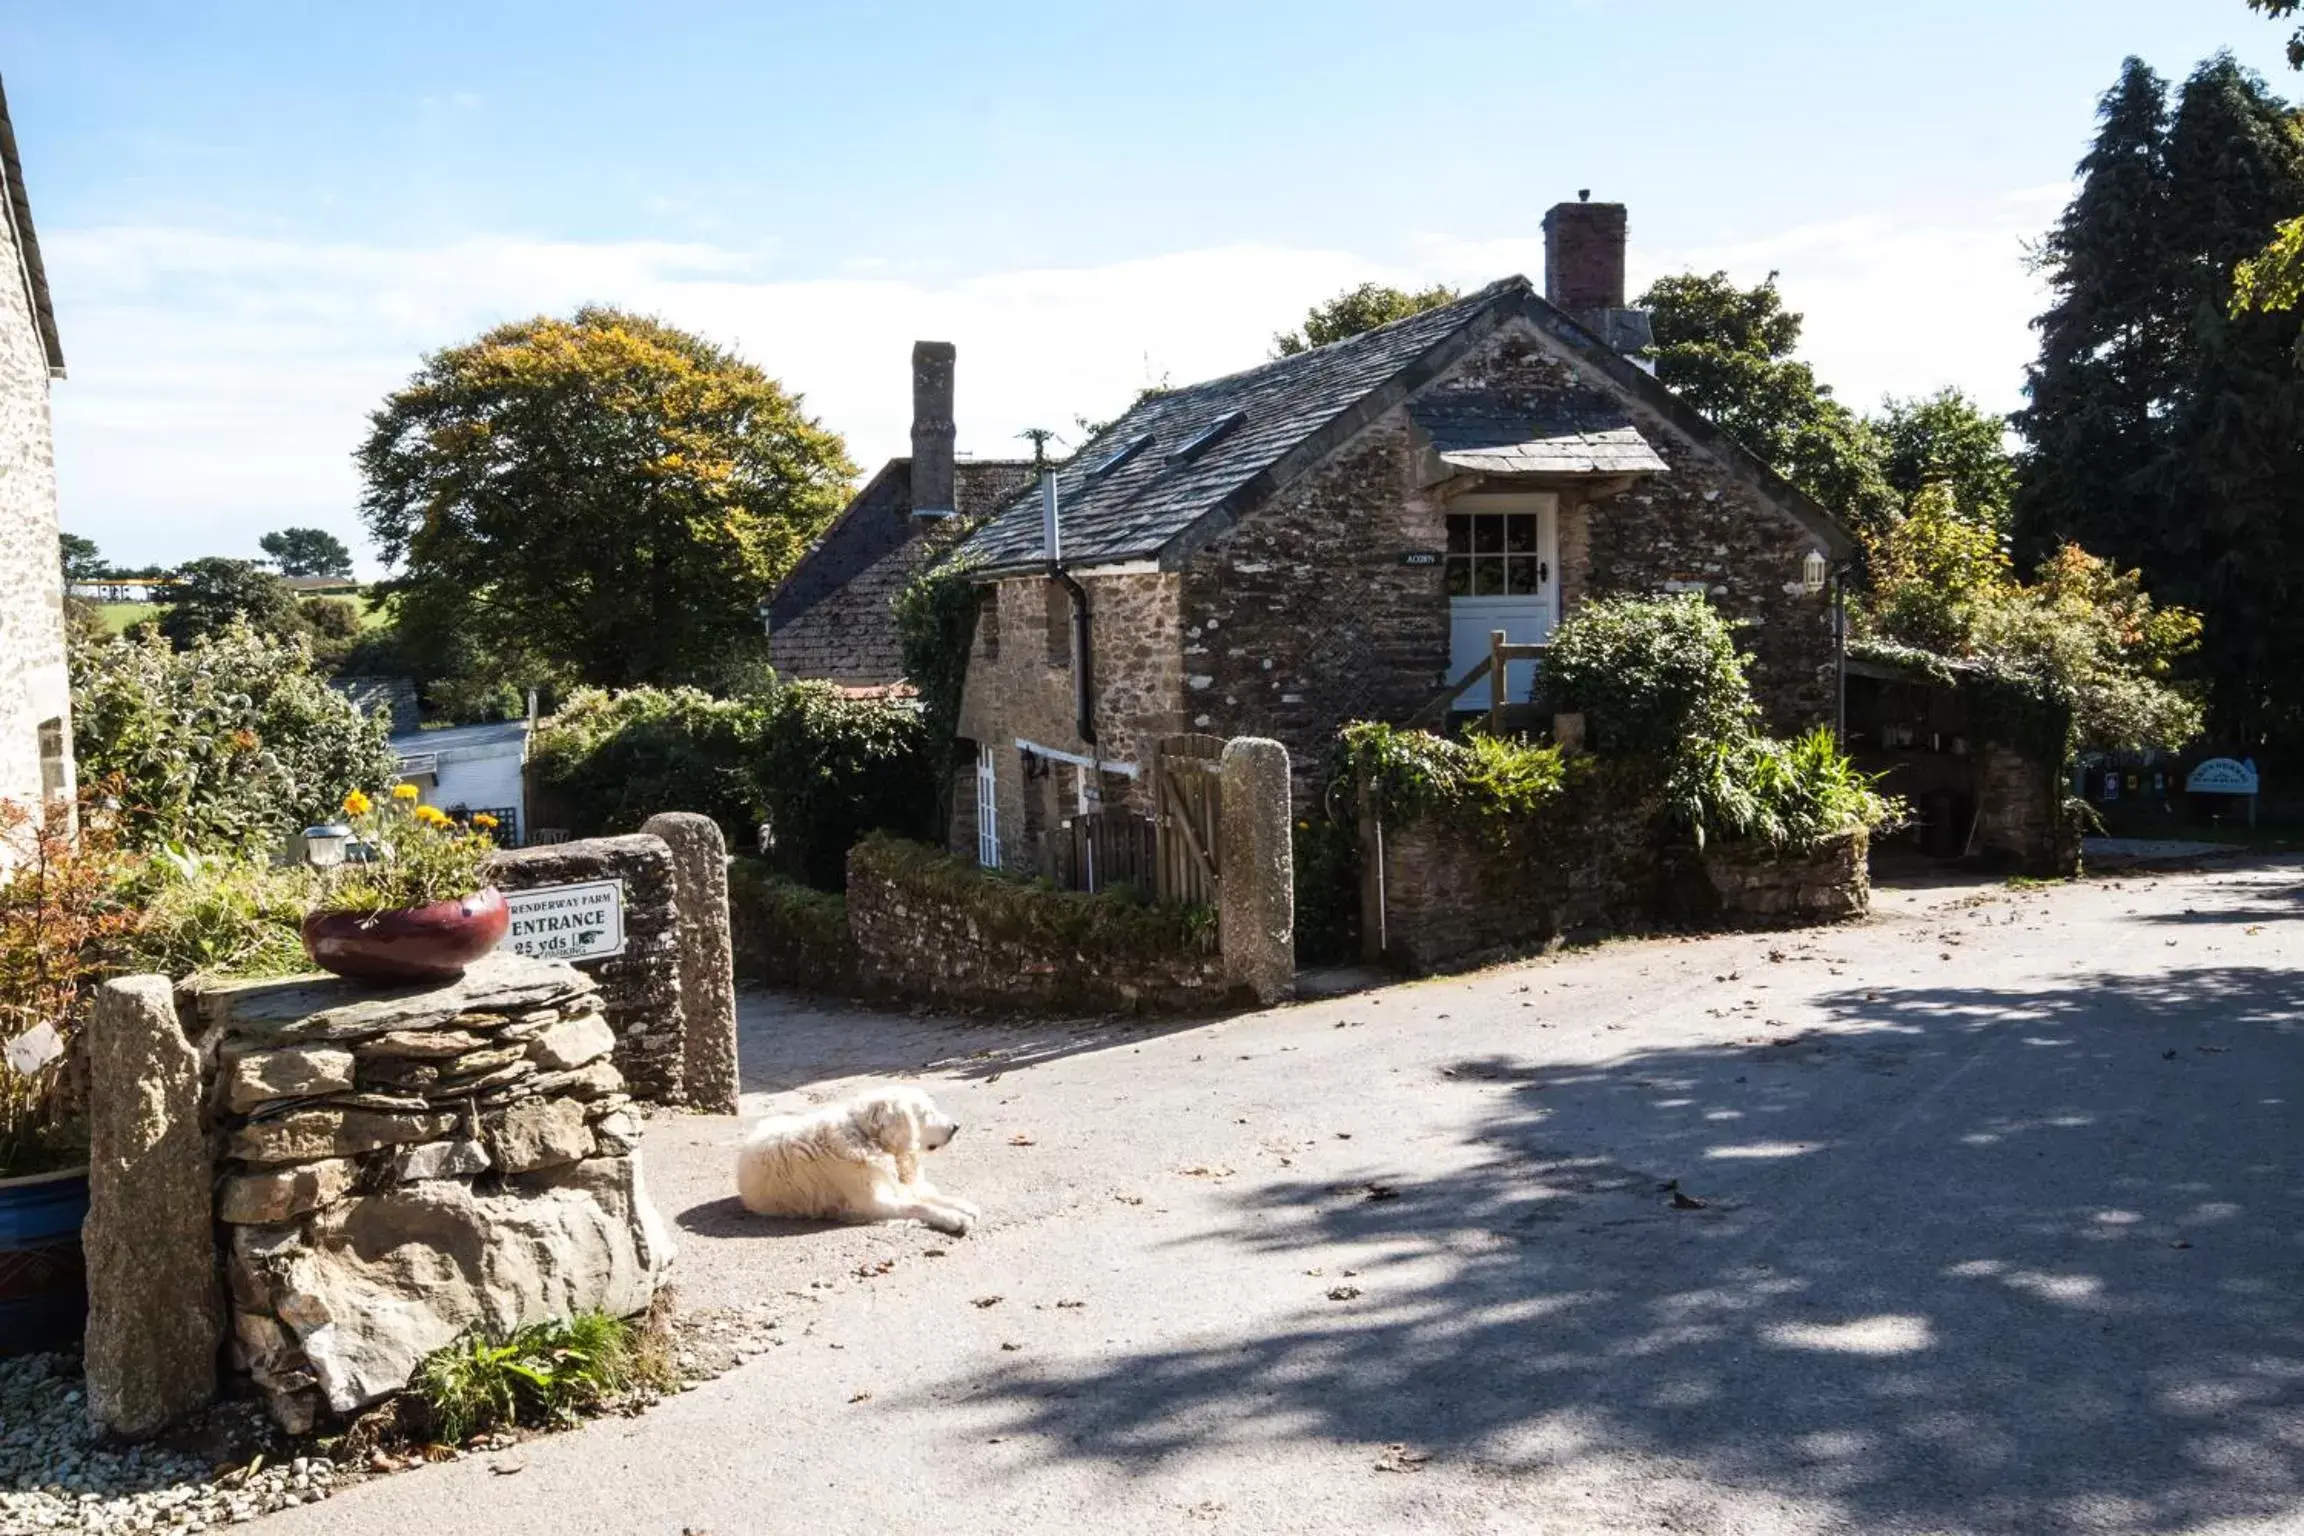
[1801,549,1828,595]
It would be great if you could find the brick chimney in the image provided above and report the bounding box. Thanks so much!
[1542,193,1651,356]
[910,340,956,519]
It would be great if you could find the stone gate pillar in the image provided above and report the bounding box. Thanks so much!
[641,812,741,1114]
[1218,737,1294,1005]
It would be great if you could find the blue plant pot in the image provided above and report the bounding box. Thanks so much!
[0,1166,88,1357]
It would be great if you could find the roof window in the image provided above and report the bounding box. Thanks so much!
[1086,433,1155,479]
[1168,411,1246,463]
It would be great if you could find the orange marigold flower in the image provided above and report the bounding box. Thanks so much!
[342,789,373,817]
[471,813,498,829]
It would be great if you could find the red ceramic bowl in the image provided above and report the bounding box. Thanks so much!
[302,886,510,985]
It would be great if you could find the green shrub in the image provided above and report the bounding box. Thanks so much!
[70,621,400,854]
[1540,593,1756,755]
[528,686,761,839]
[1668,726,1903,851]
[1332,722,1569,828]
[748,683,938,890]
[726,857,855,991]
[1291,814,1359,966]
[115,848,319,981]
[410,1310,672,1444]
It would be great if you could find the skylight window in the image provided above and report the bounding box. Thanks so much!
[1086,432,1155,479]
[1169,410,1246,463]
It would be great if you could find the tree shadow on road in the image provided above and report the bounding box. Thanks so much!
[940,965,2304,1533]
[733,987,1211,1099]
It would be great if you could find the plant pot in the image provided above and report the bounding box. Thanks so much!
[0,1165,88,1357]
[302,886,510,984]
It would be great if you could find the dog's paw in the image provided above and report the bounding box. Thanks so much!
[930,1211,975,1237]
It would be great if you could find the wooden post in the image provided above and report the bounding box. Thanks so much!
[1488,629,1507,734]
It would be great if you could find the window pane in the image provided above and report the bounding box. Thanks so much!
[1473,558,1505,595]
[1506,556,1539,594]
[1473,515,1503,554]
[1505,515,1537,553]
[1444,558,1471,596]
[1445,516,1470,554]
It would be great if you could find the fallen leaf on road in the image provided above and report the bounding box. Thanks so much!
[2197,1044,2228,1054]
[1670,1191,1709,1211]
[2171,1239,2192,1249]
[1326,1285,1362,1301]
[490,1454,526,1476]
[1055,1299,1085,1309]
[1000,1342,1021,1351]
[1363,1182,1401,1202]
[1334,1132,1353,1140]
[922,1248,948,1258]
[1374,1444,1431,1473]
[972,1296,1003,1308]
[848,1392,872,1403]
[1112,1193,1144,1205]
[1007,1135,1037,1146]
[1178,1164,1234,1178]
[854,1259,894,1278]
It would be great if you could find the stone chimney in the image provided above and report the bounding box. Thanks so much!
[1543,194,1652,356]
[910,341,957,519]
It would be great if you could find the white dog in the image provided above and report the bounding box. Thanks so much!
[734,1083,980,1236]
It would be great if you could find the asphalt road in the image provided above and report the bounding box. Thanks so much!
[261,861,2304,1536]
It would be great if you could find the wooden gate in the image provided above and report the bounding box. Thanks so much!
[1153,734,1225,906]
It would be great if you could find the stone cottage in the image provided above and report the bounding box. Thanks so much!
[0,73,71,851]
[947,199,1857,878]
[766,342,1033,687]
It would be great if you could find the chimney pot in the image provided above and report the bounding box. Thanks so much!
[910,341,956,519]
[1543,199,1627,315]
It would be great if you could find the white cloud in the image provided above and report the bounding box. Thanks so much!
[42,189,2063,574]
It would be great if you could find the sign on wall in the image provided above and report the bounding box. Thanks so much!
[504,879,627,962]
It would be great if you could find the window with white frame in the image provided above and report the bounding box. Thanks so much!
[975,743,1000,869]
[1445,508,1548,596]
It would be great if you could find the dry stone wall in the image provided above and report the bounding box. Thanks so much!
[190,954,670,1432]
[490,835,684,1103]
[846,839,1232,1014]
[1370,767,1869,972]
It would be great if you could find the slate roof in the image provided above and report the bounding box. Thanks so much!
[770,456,1036,628]
[954,275,1854,575]
[0,73,62,376]
[1409,391,1667,477]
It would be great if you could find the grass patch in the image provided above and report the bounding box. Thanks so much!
[408,1311,675,1445]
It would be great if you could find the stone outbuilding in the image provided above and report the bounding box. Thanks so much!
[945,198,1858,880]
[765,341,1034,687]
[0,73,71,851]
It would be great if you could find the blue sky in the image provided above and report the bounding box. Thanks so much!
[3,1,2294,574]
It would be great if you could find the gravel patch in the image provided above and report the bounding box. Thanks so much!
[1,1352,330,1532]
[0,1302,782,1534]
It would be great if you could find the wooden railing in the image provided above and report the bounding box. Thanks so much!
[1405,630,1550,734]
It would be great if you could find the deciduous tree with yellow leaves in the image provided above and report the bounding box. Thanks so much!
[358,307,855,691]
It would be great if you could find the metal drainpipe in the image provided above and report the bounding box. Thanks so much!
[1053,566,1096,749]
[1833,564,1849,747]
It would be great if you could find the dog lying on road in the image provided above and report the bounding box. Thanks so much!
[734,1084,980,1236]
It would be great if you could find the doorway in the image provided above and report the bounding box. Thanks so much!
[1445,492,1559,710]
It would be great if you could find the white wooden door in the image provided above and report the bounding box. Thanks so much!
[1445,493,1558,710]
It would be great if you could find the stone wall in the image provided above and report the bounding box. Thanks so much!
[1369,766,1869,973]
[1370,765,1669,973]
[726,859,859,994]
[184,954,670,1432]
[1700,831,1870,926]
[1971,744,2079,876]
[0,148,68,833]
[846,838,1232,1014]
[490,835,684,1104]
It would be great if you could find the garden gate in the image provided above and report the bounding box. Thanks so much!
[1153,733,1226,906]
